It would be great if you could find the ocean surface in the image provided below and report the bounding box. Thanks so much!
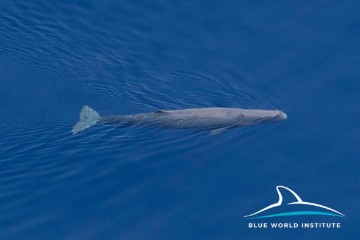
[1,1,359,239]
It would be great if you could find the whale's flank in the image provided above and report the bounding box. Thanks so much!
[72,106,100,134]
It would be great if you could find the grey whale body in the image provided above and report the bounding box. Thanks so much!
[72,106,287,134]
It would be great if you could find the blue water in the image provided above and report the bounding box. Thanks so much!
[1,1,359,239]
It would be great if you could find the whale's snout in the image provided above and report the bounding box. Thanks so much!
[275,110,287,120]
[279,111,287,120]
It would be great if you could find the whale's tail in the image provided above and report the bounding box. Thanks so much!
[72,105,100,134]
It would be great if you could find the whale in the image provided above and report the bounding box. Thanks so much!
[72,105,287,134]
[244,186,345,219]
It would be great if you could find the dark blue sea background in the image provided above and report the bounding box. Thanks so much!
[1,1,359,239]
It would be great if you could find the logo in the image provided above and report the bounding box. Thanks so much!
[244,186,345,219]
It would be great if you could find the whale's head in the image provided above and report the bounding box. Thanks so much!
[273,110,287,121]
[250,109,287,121]
[240,109,287,125]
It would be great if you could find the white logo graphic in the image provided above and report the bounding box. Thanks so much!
[244,186,345,219]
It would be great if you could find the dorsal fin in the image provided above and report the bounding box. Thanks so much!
[276,186,303,205]
[155,110,169,114]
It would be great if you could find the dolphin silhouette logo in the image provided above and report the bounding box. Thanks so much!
[244,186,345,219]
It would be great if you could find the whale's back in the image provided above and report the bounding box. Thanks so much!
[121,108,248,129]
